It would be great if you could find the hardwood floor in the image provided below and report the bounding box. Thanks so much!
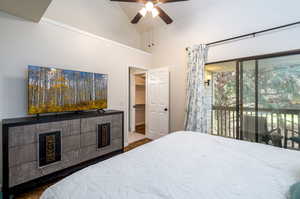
[14,138,152,199]
[15,184,55,199]
[135,124,145,134]
[124,138,151,152]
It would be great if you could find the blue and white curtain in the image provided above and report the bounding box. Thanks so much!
[184,44,209,133]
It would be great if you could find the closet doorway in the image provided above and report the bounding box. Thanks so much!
[128,67,147,144]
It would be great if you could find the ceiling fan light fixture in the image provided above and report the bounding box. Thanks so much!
[145,1,154,11]
[152,8,159,18]
[139,7,147,17]
[112,0,181,25]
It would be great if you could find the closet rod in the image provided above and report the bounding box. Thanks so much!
[186,21,300,50]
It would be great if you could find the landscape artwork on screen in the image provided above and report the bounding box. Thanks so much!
[28,65,108,114]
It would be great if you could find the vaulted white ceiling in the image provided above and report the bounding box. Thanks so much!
[0,0,52,22]
[116,0,216,33]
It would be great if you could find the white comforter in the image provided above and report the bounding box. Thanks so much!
[41,132,300,199]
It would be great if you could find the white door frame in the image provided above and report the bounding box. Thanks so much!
[126,66,148,146]
[130,70,136,133]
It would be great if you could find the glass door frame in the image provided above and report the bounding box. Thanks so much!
[208,49,300,145]
[236,60,259,142]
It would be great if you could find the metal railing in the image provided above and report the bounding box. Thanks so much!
[212,106,300,150]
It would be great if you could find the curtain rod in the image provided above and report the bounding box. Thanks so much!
[186,21,300,51]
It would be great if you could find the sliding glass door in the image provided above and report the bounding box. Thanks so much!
[257,54,300,149]
[240,60,256,142]
[207,61,238,139]
[207,52,300,150]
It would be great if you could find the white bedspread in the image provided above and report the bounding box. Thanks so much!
[40,132,300,199]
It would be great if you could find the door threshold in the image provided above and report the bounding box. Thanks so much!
[128,132,146,144]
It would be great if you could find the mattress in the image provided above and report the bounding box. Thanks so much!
[40,132,300,199]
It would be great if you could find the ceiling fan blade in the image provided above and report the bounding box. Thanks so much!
[158,0,189,3]
[131,12,143,24]
[156,7,173,24]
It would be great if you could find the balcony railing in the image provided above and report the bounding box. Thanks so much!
[212,106,300,150]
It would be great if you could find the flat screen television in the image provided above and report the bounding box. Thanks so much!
[28,65,108,115]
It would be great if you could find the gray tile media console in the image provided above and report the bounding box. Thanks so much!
[2,110,124,199]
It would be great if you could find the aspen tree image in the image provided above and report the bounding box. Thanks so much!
[28,66,108,114]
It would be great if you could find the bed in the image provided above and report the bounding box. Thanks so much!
[40,132,300,199]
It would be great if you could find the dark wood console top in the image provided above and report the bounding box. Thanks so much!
[2,110,123,127]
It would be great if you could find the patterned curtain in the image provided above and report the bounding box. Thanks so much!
[184,44,209,132]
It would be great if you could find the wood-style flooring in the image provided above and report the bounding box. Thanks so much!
[124,138,151,152]
[135,124,145,135]
[15,138,152,199]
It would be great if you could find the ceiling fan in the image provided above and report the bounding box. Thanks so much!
[110,0,189,25]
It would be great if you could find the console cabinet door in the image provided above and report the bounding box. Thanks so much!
[80,114,123,162]
[8,119,81,187]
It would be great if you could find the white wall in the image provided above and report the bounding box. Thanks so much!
[143,0,300,132]
[44,0,141,49]
[0,11,151,185]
